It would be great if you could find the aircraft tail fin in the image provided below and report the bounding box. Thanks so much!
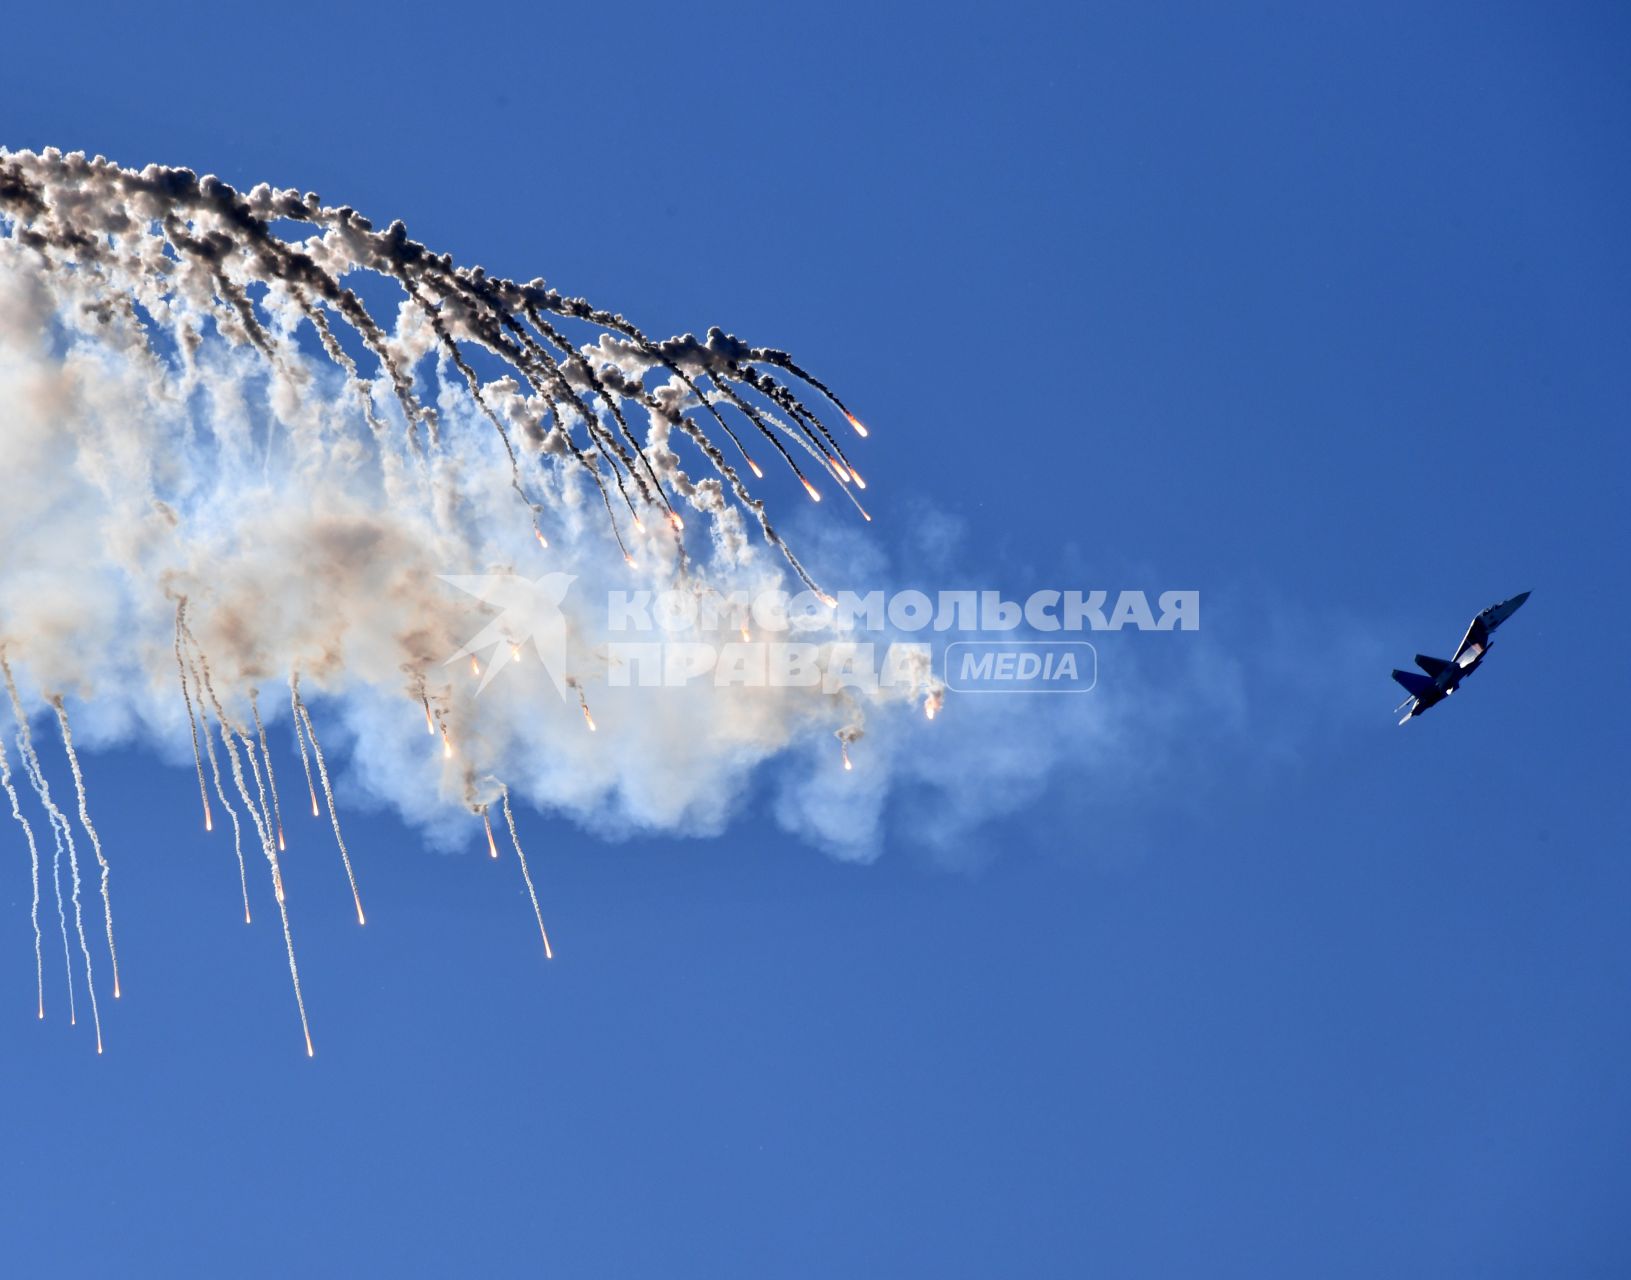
[1392,669,1433,698]
[1414,654,1452,677]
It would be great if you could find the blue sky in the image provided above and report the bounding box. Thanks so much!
[4,2,1630,1275]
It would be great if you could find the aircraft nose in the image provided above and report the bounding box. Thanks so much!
[1512,590,1531,608]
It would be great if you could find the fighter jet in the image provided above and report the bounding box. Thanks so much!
[1392,592,1531,723]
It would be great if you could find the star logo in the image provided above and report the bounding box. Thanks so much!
[441,572,577,699]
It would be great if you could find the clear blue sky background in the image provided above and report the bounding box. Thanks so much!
[4,3,1630,1275]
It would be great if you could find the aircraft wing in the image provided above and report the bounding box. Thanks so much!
[1453,615,1491,667]
[1454,591,1530,667]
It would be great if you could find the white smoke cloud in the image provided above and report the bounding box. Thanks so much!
[0,149,958,864]
[0,148,1362,883]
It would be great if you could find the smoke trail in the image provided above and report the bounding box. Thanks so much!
[41,759,76,1029]
[174,602,213,832]
[290,678,322,819]
[0,737,45,1018]
[249,691,286,853]
[240,733,279,872]
[499,786,552,961]
[292,678,365,927]
[187,635,313,1053]
[3,663,102,1052]
[51,697,121,1000]
[194,662,252,924]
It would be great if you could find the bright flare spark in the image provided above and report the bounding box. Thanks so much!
[801,478,822,502]
[845,411,869,437]
[841,742,853,771]
[534,527,549,550]
[484,810,499,859]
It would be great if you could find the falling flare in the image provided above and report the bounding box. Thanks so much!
[422,697,436,735]
[470,655,480,678]
[7,659,103,1051]
[195,658,251,925]
[801,478,822,503]
[747,457,765,479]
[441,727,454,759]
[845,411,870,438]
[849,468,867,490]
[500,786,553,961]
[841,742,853,771]
[534,525,550,550]
[175,602,213,835]
[295,686,367,927]
[484,809,499,859]
[250,692,287,859]
[669,512,685,531]
[571,683,598,733]
[53,699,121,1001]
[0,737,46,1025]
[290,679,322,820]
